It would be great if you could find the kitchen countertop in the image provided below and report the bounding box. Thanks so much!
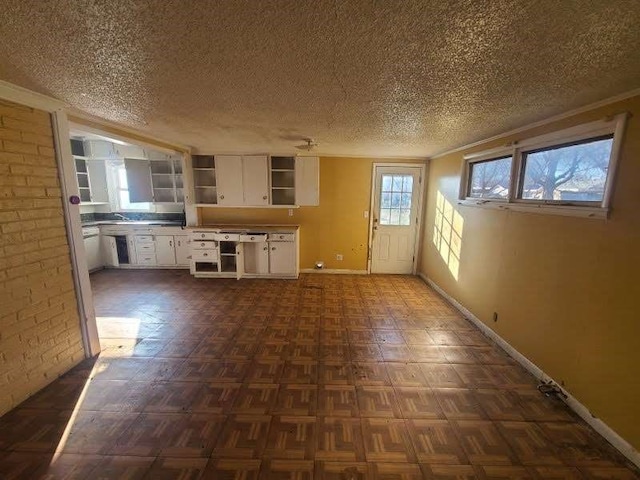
[194,224,299,231]
[82,220,184,227]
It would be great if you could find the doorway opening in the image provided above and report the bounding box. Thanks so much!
[368,163,426,274]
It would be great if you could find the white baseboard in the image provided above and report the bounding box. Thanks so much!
[300,268,368,275]
[418,272,640,469]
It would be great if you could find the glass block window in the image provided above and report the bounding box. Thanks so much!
[380,174,413,225]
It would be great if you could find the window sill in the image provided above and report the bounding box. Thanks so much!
[458,199,609,219]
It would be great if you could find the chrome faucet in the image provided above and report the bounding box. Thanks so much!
[114,213,131,221]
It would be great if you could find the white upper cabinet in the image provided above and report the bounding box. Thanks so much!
[84,140,118,160]
[295,156,320,206]
[86,159,109,203]
[242,155,269,205]
[115,144,146,159]
[215,155,244,206]
[124,158,154,203]
[190,154,320,207]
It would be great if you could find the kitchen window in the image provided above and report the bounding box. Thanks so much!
[459,113,627,218]
[112,163,153,212]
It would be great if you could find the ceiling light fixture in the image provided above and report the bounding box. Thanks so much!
[295,138,318,151]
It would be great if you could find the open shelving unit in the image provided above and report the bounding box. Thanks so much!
[150,156,184,203]
[192,155,217,204]
[270,156,295,205]
[74,157,92,203]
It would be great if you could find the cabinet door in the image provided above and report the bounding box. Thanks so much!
[156,236,177,265]
[255,242,269,274]
[242,155,269,205]
[86,140,116,159]
[116,144,146,159]
[101,236,119,267]
[295,156,320,206]
[269,241,296,275]
[85,235,102,271]
[235,243,245,280]
[124,158,153,203]
[175,236,190,266]
[215,155,244,205]
[86,159,109,203]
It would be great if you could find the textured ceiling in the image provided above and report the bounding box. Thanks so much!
[1,1,639,157]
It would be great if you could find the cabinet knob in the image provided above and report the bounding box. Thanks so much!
[279,235,284,239]
[263,195,267,200]
[169,241,172,247]
[263,247,268,251]
[201,234,205,238]
[224,235,229,239]
[272,247,276,251]
[220,194,225,199]
[203,253,208,257]
[250,236,255,240]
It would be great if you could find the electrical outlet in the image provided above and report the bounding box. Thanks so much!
[364,210,369,218]
[288,208,293,216]
[336,254,343,261]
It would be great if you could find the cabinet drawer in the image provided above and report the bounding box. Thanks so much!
[136,243,156,253]
[192,249,218,261]
[135,235,154,243]
[213,233,240,241]
[268,232,295,242]
[191,231,217,241]
[192,240,217,250]
[137,254,156,265]
[239,233,268,242]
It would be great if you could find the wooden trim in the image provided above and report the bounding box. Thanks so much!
[51,111,101,357]
[419,273,640,469]
[0,79,66,112]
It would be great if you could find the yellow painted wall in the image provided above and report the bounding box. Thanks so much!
[420,95,640,449]
[199,156,425,271]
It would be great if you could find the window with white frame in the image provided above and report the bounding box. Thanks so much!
[460,114,627,217]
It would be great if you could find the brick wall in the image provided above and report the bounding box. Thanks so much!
[0,99,85,415]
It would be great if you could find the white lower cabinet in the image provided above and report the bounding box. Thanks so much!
[175,236,190,266]
[189,227,298,279]
[98,226,190,270]
[243,242,270,275]
[155,235,177,265]
[268,240,296,275]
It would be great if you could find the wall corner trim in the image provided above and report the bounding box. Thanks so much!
[417,272,640,469]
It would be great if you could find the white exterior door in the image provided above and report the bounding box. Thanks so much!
[242,155,269,205]
[175,236,190,266]
[269,241,296,275]
[215,155,244,205]
[156,236,177,265]
[370,165,423,274]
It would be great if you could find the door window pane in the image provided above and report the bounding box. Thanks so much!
[379,174,414,226]
[519,136,613,202]
[468,156,512,199]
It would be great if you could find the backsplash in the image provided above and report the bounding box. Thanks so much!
[81,211,185,223]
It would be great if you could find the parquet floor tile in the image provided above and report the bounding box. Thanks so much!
[0,270,636,479]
